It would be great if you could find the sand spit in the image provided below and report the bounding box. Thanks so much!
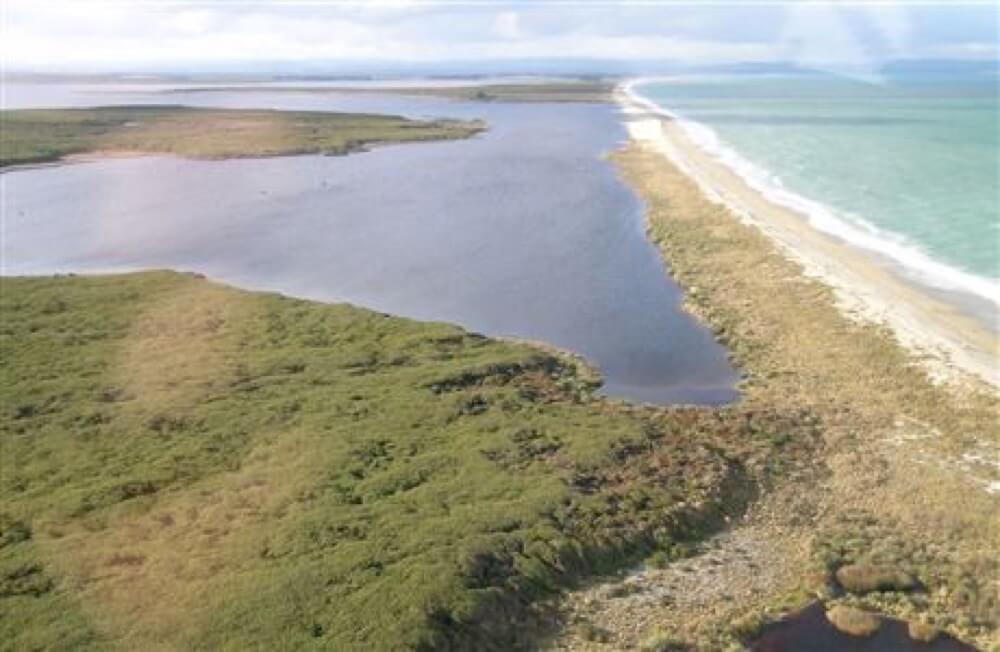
[617,82,998,390]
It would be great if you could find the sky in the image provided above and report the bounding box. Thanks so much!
[2,1,997,74]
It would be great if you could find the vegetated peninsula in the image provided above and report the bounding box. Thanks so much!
[0,271,814,650]
[2,79,997,652]
[0,105,484,168]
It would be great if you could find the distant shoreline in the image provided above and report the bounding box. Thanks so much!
[616,80,998,389]
[156,80,615,103]
[0,105,484,169]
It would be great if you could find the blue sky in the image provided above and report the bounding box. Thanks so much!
[3,1,997,72]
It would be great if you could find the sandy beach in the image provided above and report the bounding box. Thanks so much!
[617,81,998,390]
[549,81,1000,650]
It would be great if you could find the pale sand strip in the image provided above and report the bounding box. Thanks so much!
[616,84,998,389]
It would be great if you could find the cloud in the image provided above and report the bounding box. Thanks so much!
[778,3,879,78]
[920,41,1000,60]
[1,1,994,71]
[494,12,521,40]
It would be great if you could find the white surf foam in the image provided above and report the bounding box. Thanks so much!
[623,78,1000,309]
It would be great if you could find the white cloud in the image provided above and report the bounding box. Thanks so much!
[0,0,993,71]
[919,41,1000,60]
[165,9,221,36]
[778,4,873,70]
[494,11,521,40]
[0,1,779,69]
[860,3,911,58]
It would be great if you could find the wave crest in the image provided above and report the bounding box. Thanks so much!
[625,78,1000,308]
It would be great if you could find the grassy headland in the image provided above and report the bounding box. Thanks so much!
[551,143,999,649]
[0,106,484,168]
[1,271,816,650]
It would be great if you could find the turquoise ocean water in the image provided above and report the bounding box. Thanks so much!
[633,71,999,316]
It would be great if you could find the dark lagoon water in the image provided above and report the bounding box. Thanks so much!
[751,602,975,652]
[2,84,738,405]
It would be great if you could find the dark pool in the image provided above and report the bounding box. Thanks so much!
[2,84,739,406]
[751,603,976,652]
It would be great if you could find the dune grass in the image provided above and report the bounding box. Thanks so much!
[0,106,484,168]
[0,271,815,650]
[609,143,999,648]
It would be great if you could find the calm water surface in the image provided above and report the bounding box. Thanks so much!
[2,85,738,405]
[751,602,975,652]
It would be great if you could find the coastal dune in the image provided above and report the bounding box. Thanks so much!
[550,80,999,650]
[617,82,998,390]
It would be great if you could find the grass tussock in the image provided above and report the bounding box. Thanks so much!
[835,563,917,595]
[0,106,484,167]
[908,620,940,643]
[0,271,811,650]
[825,605,881,637]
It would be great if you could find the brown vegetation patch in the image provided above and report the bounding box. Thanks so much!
[103,113,299,159]
[38,427,324,648]
[825,605,881,637]
[835,563,917,594]
[2,106,483,167]
[118,276,253,414]
[909,620,940,643]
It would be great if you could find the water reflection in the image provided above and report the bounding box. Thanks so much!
[3,88,739,406]
[751,603,975,652]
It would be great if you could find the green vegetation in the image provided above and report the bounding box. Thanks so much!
[0,271,811,650]
[807,512,997,643]
[0,106,484,167]
[638,629,687,651]
[169,81,615,103]
[381,82,614,102]
[606,144,999,649]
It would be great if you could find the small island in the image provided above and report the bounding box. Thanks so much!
[0,105,485,168]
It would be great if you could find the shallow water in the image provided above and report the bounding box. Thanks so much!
[634,72,999,327]
[2,86,738,406]
[751,603,975,652]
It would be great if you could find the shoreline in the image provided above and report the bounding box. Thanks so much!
[157,80,615,103]
[5,80,998,649]
[0,130,489,173]
[0,106,485,170]
[616,81,998,390]
[553,84,998,650]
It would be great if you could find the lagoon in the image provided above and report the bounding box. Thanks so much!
[2,87,738,405]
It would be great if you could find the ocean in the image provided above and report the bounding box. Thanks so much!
[631,70,999,320]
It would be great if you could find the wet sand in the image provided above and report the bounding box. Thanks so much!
[618,84,998,390]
